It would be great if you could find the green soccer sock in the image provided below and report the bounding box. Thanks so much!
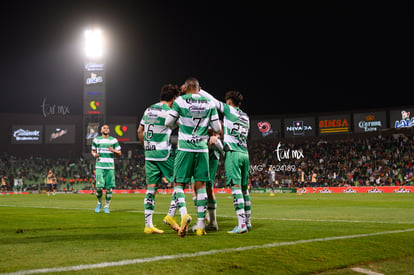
[231,186,246,227]
[167,189,177,218]
[105,188,112,207]
[144,187,156,228]
[243,189,251,225]
[96,188,103,204]
[174,186,187,218]
[207,198,217,224]
[196,188,207,220]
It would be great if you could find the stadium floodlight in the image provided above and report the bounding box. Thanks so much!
[84,29,103,58]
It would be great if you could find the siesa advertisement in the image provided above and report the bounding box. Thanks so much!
[390,108,414,129]
[12,125,43,144]
[108,124,137,142]
[44,125,75,144]
[250,119,281,140]
[284,117,315,138]
[353,112,387,133]
[318,114,351,135]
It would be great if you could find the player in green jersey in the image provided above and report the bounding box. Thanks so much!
[91,125,122,214]
[138,84,180,234]
[199,89,251,234]
[165,78,222,237]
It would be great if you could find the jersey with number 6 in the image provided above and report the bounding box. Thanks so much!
[168,94,219,153]
[140,103,173,161]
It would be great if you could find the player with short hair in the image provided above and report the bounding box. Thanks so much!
[199,89,251,234]
[165,77,222,237]
[91,124,122,214]
[138,84,180,234]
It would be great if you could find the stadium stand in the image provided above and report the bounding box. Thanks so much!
[0,129,413,192]
[249,129,414,188]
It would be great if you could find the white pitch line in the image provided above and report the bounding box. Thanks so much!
[351,267,385,275]
[1,204,413,225]
[2,228,414,275]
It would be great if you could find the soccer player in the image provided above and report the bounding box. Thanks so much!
[91,124,122,214]
[192,131,224,231]
[165,77,221,237]
[138,84,180,234]
[199,89,251,234]
[13,176,23,194]
[205,131,224,230]
[45,170,57,196]
[1,176,7,193]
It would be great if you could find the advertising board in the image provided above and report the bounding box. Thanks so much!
[284,117,315,137]
[11,125,43,144]
[318,114,351,135]
[250,118,281,140]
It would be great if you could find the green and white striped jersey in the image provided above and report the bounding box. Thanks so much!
[140,102,173,161]
[222,104,249,153]
[167,93,220,153]
[92,136,121,169]
[199,90,249,154]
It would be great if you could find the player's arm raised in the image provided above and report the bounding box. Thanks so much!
[199,89,224,113]
[165,109,179,129]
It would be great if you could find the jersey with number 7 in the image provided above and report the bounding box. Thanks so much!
[166,93,221,152]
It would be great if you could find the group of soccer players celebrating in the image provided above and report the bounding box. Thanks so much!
[91,77,251,237]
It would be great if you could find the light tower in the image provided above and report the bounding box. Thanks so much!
[82,28,106,156]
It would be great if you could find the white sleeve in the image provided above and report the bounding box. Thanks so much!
[165,109,179,129]
[199,89,224,113]
[214,139,225,156]
[210,117,222,134]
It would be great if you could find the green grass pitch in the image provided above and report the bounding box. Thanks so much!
[1,193,414,274]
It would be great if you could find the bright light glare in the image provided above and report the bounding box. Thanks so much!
[84,29,103,58]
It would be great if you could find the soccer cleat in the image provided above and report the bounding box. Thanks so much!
[227,224,248,234]
[205,223,219,231]
[144,226,164,234]
[103,206,110,214]
[196,228,207,236]
[178,214,192,238]
[246,223,252,231]
[95,204,102,213]
[163,215,180,231]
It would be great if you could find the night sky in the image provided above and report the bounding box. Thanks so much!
[0,2,412,119]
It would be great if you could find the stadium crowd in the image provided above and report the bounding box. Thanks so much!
[1,131,413,192]
[249,131,414,188]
